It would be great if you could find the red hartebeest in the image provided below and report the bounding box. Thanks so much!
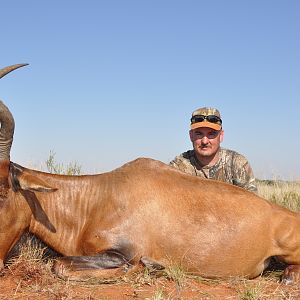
[0,64,300,284]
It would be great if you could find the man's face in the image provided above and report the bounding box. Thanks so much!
[189,127,224,158]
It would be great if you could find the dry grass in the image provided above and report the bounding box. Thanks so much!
[257,180,300,212]
[3,248,300,299]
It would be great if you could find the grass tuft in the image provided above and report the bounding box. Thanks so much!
[164,263,188,289]
[145,288,169,300]
[5,235,54,286]
[239,287,261,300]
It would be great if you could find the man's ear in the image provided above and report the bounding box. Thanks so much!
[219,130,224,143]
[189,129,194,142]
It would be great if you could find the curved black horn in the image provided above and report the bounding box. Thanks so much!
[0,63,28,162]
[0,101,14,161]
[0,64,28,181]
[0,63,28,79]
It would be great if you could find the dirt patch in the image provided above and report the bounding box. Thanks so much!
[0,263,299,300]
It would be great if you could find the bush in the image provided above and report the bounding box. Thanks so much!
[46,150,81,175]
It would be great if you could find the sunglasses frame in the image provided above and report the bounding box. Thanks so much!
[190,115,222,124]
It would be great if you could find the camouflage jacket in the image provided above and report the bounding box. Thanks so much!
[169,148,257,193]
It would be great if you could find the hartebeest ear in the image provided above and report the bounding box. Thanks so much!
[17,173,57,193]
[9,162,57,193]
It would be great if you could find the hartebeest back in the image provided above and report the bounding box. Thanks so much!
[1,64,300,284]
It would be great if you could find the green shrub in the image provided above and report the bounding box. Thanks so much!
[46,150,81,175]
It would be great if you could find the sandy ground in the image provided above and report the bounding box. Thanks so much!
[0,263,300,300]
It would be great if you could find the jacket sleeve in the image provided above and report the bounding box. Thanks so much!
[232,154,257,193]
[169,151,196,176]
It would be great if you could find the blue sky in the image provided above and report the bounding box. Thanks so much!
[1,0,300,179]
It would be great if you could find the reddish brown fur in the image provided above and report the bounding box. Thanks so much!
[0,158,300,283]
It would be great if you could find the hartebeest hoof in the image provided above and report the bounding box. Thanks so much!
[282,265,300,285]
[140,256,165,271]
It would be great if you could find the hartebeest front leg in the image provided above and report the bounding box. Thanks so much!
[53,250,138,281]
[53,253,168,281]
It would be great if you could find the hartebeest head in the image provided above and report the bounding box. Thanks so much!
[0,63,56,192]
[0,64,58,270]
[0,64,28,187]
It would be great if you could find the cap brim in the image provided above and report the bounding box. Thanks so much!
[190,121,221,131]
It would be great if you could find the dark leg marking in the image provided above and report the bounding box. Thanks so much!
[56,250,130,271]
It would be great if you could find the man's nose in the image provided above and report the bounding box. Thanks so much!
[201,136,209,143]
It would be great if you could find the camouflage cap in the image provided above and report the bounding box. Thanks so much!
[190,107,222,131]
